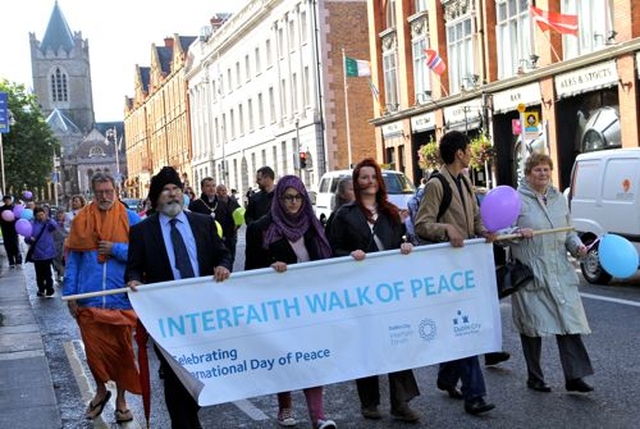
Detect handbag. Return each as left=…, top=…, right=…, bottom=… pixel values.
left=495, top=259, right=534, bottom=299
left=25, top=223, right=47, bottom=263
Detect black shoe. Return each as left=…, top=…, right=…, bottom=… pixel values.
left=437, top=381, right=463, bottom=400
left=485, top=351, right=511, bottom=366
left=464, top=397, right=495, bottom=415
left=527, top=379, right=552, bottom=392
left=45, top=289, right=55, bottom=299
left=36, top=291, right=45, bottom=297
left=566, top=378, right=593, bottom=392
left=360, top=406, right=382, bottom=420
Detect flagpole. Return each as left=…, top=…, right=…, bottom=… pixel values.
left=342, top=48, right=353, bottom=168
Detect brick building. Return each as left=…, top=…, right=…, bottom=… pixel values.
left=124, top=35, right=196, bottom=198
left=366, top=0, right=640, bottom=190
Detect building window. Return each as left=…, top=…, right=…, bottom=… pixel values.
left=496, top=0, right=531, bottom=78
left=227, top=69, right=232, bottom=93
left=303, top=66, right=310, bottom=107
left=230, top=109, right=235, bottom=139
left=266, top=39, right=273, bottom=67
left=411, top=16, right=430, bottom=104
left=269, top=86, right=276, bottom=122
left=288, top=19, right=296, bottom=51
left=385, top=0, right=396, bottom=29
left=235, top=62, right=241, bottom=88
left=278, top=27, right=285, bottom=58
left=214, top=117, right=220, bottom=146
left=292, top=73, right=298, bottom=113
left=447, top=16, right=475, bottom=94
left=300, top=11, right=308, bottom=44
left=239, top=103, right=244, bottom=136
left=222, top=113, right=227, bottom=142
left=563, top=0, right=614, bottom=58
left=245, top=55, right=251, bottom=81
left=281, top=141, right=288, bottom=171
left=414, top=0, right=427, bottom=13
left=255, top=47, right=261, bottom=75
left=258, top=93, right=265, bottom=126
left=211, top=80, right=218, bottom=102
left=50, top=67, right=68, bottom=102
left=248, top=98, right=254, bottom=131
left=261, top=149, right=267, bottom=167
left=382, top=49, right=399, bottom=108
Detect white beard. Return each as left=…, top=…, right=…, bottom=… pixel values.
left=159, top=200, right=183, bottom=218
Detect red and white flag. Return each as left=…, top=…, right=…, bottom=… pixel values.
left=424, top=49, right=446, bottom=76
left=530, top=6, right=578, bottom=36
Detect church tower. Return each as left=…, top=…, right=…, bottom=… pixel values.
left=29, top=1, right=95, bottom=133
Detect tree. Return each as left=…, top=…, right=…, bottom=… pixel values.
left=0, top=80, right=59, bottom=195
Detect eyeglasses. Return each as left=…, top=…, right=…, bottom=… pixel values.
left=281, top=195, right=303, bottom=203
left=94, top=189, right=115, bottom=197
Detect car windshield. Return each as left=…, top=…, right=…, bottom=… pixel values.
left=122, top=199, right=140, bottom=210
left=383, top=173, right=416, bottom=194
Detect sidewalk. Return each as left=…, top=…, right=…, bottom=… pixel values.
left=0, top=259, right=62, bottom=429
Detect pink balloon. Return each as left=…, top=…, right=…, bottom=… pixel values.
left=1, top=210, right=15, bottom=222
left=15, top=218, right=33, bottom=237
left=480, top=186, right=522, bottom=232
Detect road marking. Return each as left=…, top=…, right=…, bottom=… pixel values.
left=580, top=293, right=640, bottom=307
left=233, top=399, right=270, bottom=420
left=64, top=340, right=142, bottom=428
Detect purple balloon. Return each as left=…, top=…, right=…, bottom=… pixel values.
left=22, top=190, right=33, bottom=200
left=1, top=210, right=15, bottom=222
left=15, top=218, right=33, bottom=237
left=12, top=204, right=24, bottom=218
left=480, top=185, right=522, bottom=232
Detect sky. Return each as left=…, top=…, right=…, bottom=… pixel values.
left=0, top=0, right=245, bottom=122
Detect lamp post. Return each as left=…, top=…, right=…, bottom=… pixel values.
left=106, top=127, right=121, bottom=191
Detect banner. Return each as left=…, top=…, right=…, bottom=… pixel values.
left=129, top=239, right=502, bottom=406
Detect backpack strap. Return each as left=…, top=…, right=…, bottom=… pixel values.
left=431, top=173, right=451, bottom=222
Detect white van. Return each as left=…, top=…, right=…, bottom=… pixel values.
left=314, top=169, right=416, bottom=224
left=568, top=148, right=640, bottom=283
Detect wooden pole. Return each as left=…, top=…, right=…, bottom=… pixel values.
left=495, top=226, right=574, bottom=241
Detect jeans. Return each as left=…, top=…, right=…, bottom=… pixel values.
left=437, top=356, right=486, bottom=402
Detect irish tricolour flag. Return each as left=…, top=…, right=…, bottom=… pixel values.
left=345, top=57, right=371, bottom=77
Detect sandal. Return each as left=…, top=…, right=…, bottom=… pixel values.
left=115, top=408, right=134, bottom=423
left=86, top=390, right=112, bottom=419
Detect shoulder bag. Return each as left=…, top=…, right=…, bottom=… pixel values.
left=495, top=258, right=534, bottom=299
left=25, top=224, right=47, bottom=263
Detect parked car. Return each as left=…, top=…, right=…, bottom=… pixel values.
left=121, top=198, right=142, bottom=212
left=568, top=148, right=640, bottom=284
left=314, top=169, right=416, bottom=225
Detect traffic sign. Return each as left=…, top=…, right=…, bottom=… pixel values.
left=0, top=92, right=9, bottom=134
left=516, top=103, right=526, bottom=113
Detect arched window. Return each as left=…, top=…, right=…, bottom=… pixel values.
left=50, top=67, right=69, bottom=102
left=89, top=146, right=105, bottom=158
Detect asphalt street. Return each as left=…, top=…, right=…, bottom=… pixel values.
left=11, top=227, right=640, bottom=429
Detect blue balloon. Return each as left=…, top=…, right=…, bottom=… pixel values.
left=20, top=208, right=34, bottom=220
left=598, top=234, right=639, bottom=278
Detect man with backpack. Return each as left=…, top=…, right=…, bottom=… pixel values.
left=413, top=130, right=497, bottom=415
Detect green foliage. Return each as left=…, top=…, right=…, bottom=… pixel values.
left=418, top=138, right=441, bottom=171
left=469, top=135, right=495, bottom=170
left=0, top=80, right=59, bottom=195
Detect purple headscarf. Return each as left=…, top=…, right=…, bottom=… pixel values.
left=263, top=175, right=332, bottom=259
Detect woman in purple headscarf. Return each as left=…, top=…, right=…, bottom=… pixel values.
left=244, top=175, right=336, bottom=429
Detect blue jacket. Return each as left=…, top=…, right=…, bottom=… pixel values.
left=28, top=219, right=58, bottom=260
left=63, top=210, right=140, bottom=310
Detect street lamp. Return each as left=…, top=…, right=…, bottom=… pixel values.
left=106, top=127, right=121, bottom=191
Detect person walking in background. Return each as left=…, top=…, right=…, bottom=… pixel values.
left=326, top=159, right=420, bottom=423
left=64, top=194, right=86, bottom=234
left=126, top=166, right=232, bottom=429
left=245, top=175, right=337, bottom=429
left=27, top=206, right=58, bottom=298
left=63, top=172, right=142, bottom=423
left=413, top=130, right=496, bottom=415
left=244, top=166, right=276, bottom=225
left=52, top=207, right=67, bottom=283
left=0, top=195, right=23, bottom=268
left=323, top=177, right=353, bottom=231
left=509, top=153, right=594, bottom=394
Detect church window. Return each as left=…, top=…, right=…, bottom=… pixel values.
left=50, top=67, right=69, bottom=102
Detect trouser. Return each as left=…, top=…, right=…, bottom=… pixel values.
left=34, top=259, right=53, bottom=294
left=277, top=386, right=325, bottom=422
left=437, top=356, right=487, bottom=402
left=520, top=334, right=594, bottom=382
left=356, top=369, right=420, bottom=409
left=154, top=345, right=202, bottom=429
left=3, top=233, right=22, bottom=266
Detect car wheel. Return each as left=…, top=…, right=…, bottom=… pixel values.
left=580, top=243, right=612, bottom=284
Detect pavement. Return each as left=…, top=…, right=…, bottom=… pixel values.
left=0, top=250, right=62, bottom=429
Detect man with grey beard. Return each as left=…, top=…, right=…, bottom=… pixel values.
left=126, top=166, right=232, bottom=429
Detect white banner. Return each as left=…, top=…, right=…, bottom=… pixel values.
left=129, top=239, right=502, bottom=406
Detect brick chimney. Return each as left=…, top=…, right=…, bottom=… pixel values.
left=164, top=37, right=174, bottom=48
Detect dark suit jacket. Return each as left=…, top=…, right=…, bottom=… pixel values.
left=126, top=211, right=232, bottom=284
